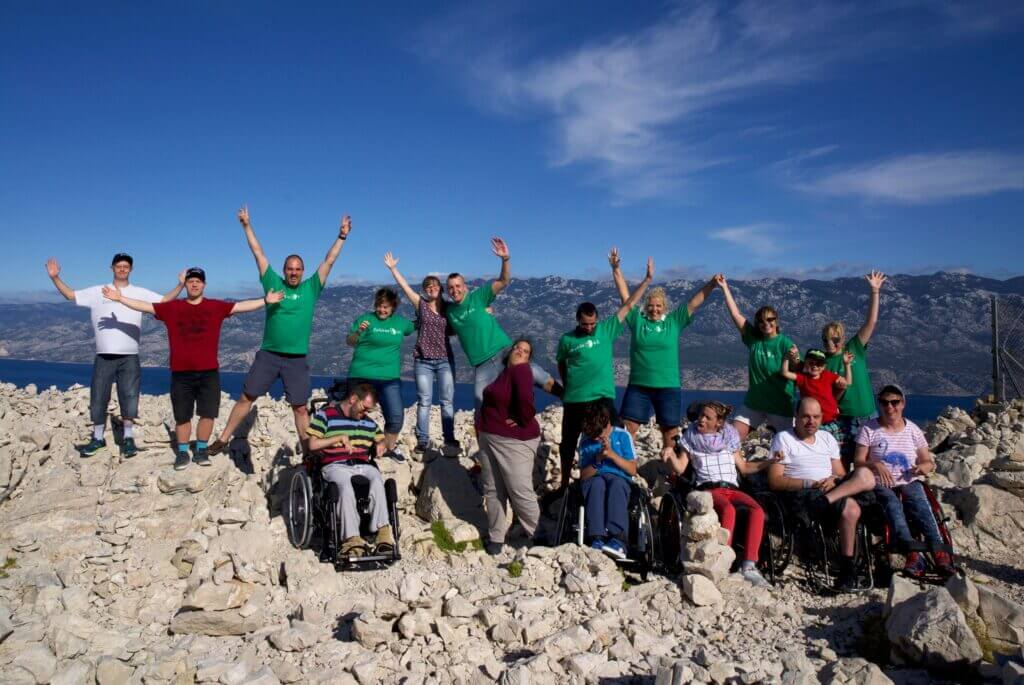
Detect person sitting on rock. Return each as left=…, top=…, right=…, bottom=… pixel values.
left=306, top=383, right=394, bottom=559
left=780, top=347, right=853, bottom=442
left=767, top=397, right=875, bottom=592
left=852, top=384, right=953, bottom=578
left=577, top=401, right=637, bottom=560
left=662, top=400, right=774, bottom=587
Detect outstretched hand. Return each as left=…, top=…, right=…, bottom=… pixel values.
left=339, top=215, right=352, bottom=239
left=866, top=270, right=887, bottom=291
left=101, top=285, right=122, bottom=302
left=237, top=205, right=250, bottom=228
left=713, top=273, right=728, bottom=289
left=788, top=344, right=800, bottom=360
left=843, top=351, right=854, bottom=364
left=383, top=251, right=398, bottom=270
left=265, top=289, right=284, bottom=305
left=45, top=258, right=60, bottom=278
left=491, top=237, right=509, bottom=260
left=645, top=257, right=655, bottom=280
left=608, top=247, right=621, bottom=269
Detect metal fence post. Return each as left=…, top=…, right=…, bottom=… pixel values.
left=992, top=295, right=1002, bottom=403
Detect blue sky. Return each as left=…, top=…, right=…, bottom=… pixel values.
left=2, top=1, right=1023, bottom=300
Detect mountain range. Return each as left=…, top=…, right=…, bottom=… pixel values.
left=2, top=271, right=1023, bottom=395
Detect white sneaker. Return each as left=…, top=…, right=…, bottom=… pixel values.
left=741, top=566, right=770, bottom=587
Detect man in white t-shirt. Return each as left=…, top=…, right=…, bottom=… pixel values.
left=767, top=397, right=874, bottom=592
left=46, top=253, right=183, bottom=458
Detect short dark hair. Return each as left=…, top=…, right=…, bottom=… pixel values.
left=283, top=254, right=305, bottom=269
left=446, top=272, right=464, bottom=283
left=111, top=253, right=133, bottom=267
left=348, top=382, right=377, bottom=404
left=576, top=302, right=598, bottom=320
left=581, top=401, right=612, bottom=439
left=374, top=287, right=399, bottom=310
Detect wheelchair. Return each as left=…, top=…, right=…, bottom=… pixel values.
left=285, top=396, right=401, bottom=569
left=859, top=480, right=959, bottom=585
left=554, top=478, right=656, bottom=581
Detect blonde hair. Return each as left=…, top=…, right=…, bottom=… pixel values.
left=822, top=321, right=845, bottom=341
left=645, top=287, right=668, bottom=309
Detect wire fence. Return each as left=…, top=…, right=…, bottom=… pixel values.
left=993, top=294, right=1024, bottom=402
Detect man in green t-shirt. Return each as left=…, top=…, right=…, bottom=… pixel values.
left=555, top=261, right=653, bottom=489
left=445, top=237, right=561, bottom=410
left=822, top=270, right=887, bottom=458
left=210, top=206, right=352, bottom=456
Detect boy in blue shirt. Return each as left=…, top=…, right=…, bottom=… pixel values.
left=577, top=401, right=638, bottom=559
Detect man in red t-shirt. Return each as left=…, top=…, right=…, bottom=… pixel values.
left=781, top=348, right=852, bottom=438
left=103, top=268, right=282, bottom=470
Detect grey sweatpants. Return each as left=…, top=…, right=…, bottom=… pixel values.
left=321, top=462, right=389, bottom=541
left=477, top=432, right=541, bottom=544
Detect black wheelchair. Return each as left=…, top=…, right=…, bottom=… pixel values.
left=554, top=478, right=656, bottom=581
left=285, top=396, right=401, bottom=569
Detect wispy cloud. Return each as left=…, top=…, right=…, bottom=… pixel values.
left=802, top=151, right=1024, bottom=203
left=710, top=223, right=782, bottom=254
left=415, top=1, right=1022, bottom=203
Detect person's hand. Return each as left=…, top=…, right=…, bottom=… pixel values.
left=873, top=462, right=895, bottom=487
left=843, top=351, right=854, bottom=365
left=645, top=257, right=655, bottom=280
left=815, top=476, right=837, bottom=492
left=45, top=258, right=60, bottom=278
left=339, top=215, right=352, bottom=239
left=358, top=320, right=370, bottom=332
left=660, top=445, right=676, bottom=463
left=265, top=289, right=284, bottom=305
left=769, top=452, right=784, bottom=463
left=608, top=248, right=621, bottom=269
left=788, top=344, right=800, bottom=361
left=101, top=285, right=122, bottom=302
left=866, top=270, right=887, bottom=292
left=505, top=418, right=518, bottom=428
left=491, top=237, right=509, bottom=260
left=237, top=205, right=250, bottom=228
left=384, top=251, right=398, bottom=270
left=336, top=434, right=351, bottom=452
left=714, top=273, right=728, bottom=289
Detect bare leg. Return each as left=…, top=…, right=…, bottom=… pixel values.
left=175, top=422, right=192, bottom=447
left=838, top=497, right=861, bottom=557
left=623, top=419, right=640, bottom=440
left=216, top=394, right=256, bottom=443
left=196, top=418, right=215, bottom=442
left=824, top=467, right=874, bottom=504
left=292, top=404, right=310, bottom=454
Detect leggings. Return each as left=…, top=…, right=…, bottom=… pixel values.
left=707, top=487, right=765, bottom=563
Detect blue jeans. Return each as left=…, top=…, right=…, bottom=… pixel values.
left=581, top=472, right=631, bottom=543
left=414, top=358, right=456, bottom=446
left=348, top=378, right=404, bottom=434
left=90, top=354, right=141, bottom=426
left=873, top=481, right=942, bottom=547
left=473, top=349, right=552, bottom=412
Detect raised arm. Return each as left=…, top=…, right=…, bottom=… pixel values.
left=615, top=257, right=654, bottom=322
left=856, top=270, right=886, bottom=346
left=687, top=274, right=719, bottom=315
left=347, top=319, right=369, bottom=347
left=608, top=248, right=630, bottom=304
left=101, top=285, right=155, bottom=314
left=238, top=205, right=270, bottom=276
left=160, top=270, right=186, bottom=303
left=45, top=258, right=75, bottom=301
left=317, top=215, right=352, bottom=286
left=714, top=274, right=747, bottom=332
left=834, top=351, right=854, bottom=390
left=230, top=289, right=284, bottom=315
left=383, top=252, right=421, bottom=308
left=490, top=237, right=511, bottom=296
left=780, top=351, right=799, bottom=381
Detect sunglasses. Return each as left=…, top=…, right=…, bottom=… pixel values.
left=823, top=336, right=842, bottom=344
left=878, top=398, right=903, bottom=407
left=758, top=317, right=777, bottom=324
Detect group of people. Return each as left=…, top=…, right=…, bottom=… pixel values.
left=47, top=208, right=949, bottom=582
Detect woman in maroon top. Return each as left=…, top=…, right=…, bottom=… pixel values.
left=477, top=338, right=541, bottom=555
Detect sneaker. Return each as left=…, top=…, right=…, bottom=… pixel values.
left=173, top=451, right=190, bottom=471
left=81, top=438, right=107, bottom=458
left=414, top=443, right=427, bottom=455
left=121, top=438, right=138, bottom=459
left=741, top=566, right=770, bottom=588
left=192, top=448, right=211, bottom=467
left=835, top=571, right=859, bottom=593
left=207, top=439, right=229, bottom=456
left=340, top=536, right=368, bottom=558
left=442, top=441, right=461, bottom=458
left=933, top=550, right=956, bottom=576
left=903, top=552, right=926, bottom=579
left=374, top=525, right=395, bottom=554
left=386, top=447, right=407, bottom=463
left=589, top=538, right=606, bottom=553
left=602, top=538, right=627, bottom=561
left=485, top=541, right=504, bottom=556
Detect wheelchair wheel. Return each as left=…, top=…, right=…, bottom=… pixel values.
left=385, top=478, right=401, bottom=560
left=555, top=485, right=583, bottom=546
left=287, top=469, right=314, bottom=549
left=636, top=501, right=656, bottom=582
left=657, top=493, right=685, bottom=575
left=754, top=492, right=792, bottom=582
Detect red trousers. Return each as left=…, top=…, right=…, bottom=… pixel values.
left=708, top=487, right=765, bottom=563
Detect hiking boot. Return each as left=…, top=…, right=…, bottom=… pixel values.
left=374, top=525, right=395, bottom=554
left=386, top=447, right=407, bottom=463
left=414, top=442, right=427, bottom=455
left=207, top=439, right=229, bottom=456
left=485, top=541, right=503, bottom=556
left=121, top=438, right=138, bottom=459
left=903, top=552, right=926, bottom=579
left=933, top=550, right=956, bottom=576
left=192, top=447, right=211, bottom=467
left=173, top=451, right=190, bottom=471
left=81, top=438, right=107, bottom=458
left=835, top=571, right=859, bottom=593
left=340, top=536, right=368, bottom=558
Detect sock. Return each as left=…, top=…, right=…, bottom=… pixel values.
left=178, top=443, right=189, bottom=455
left=93, top=425, right=104, bottom=441
left=122, top=421, right=134, bottom=439
left=196, top=440, right=208, bottom=450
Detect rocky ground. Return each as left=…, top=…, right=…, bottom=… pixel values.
left=1, top=384, right=1024, bottom=685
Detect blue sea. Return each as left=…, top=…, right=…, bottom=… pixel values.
left=0, top=358, right=974, bottom=425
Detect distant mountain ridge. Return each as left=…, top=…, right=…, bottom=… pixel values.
left=2, top=271, right=1021, bottom=395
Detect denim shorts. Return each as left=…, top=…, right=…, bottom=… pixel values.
left=619, top=385, right=681, bottom=428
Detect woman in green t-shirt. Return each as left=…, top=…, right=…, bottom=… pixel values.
left=822, top=270, right=887, bottom=458
left=716, top=275, right=798, bottom=441
left=346, top=287, right=415, bottom=461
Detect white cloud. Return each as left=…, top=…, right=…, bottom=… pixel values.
left=710, top=223, right=782, bottom=254
left=804, top=151, right=1024, bottom=203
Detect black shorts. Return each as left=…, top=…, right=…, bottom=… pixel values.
left=242, top=350, right=311, bottom=406
left=171, top=370, right=221, bottom=423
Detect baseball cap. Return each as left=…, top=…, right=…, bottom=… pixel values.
left=805, top=348, right=827, bottom=363
left=111, top=253, right=133, bottom=267
left=877, top=384, right=905, bottom=399
left=184, top=267, right=206, bottom=282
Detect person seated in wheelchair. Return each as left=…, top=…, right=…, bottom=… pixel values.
left=306, top=382, right=395, bottom=559
left=577, top=401, right=637, bottom=561
left=662, top=400, right=774, bottom=587
left=767, top=397, right=875, bottom=592
left=853, top=384, right=954, bottom=578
